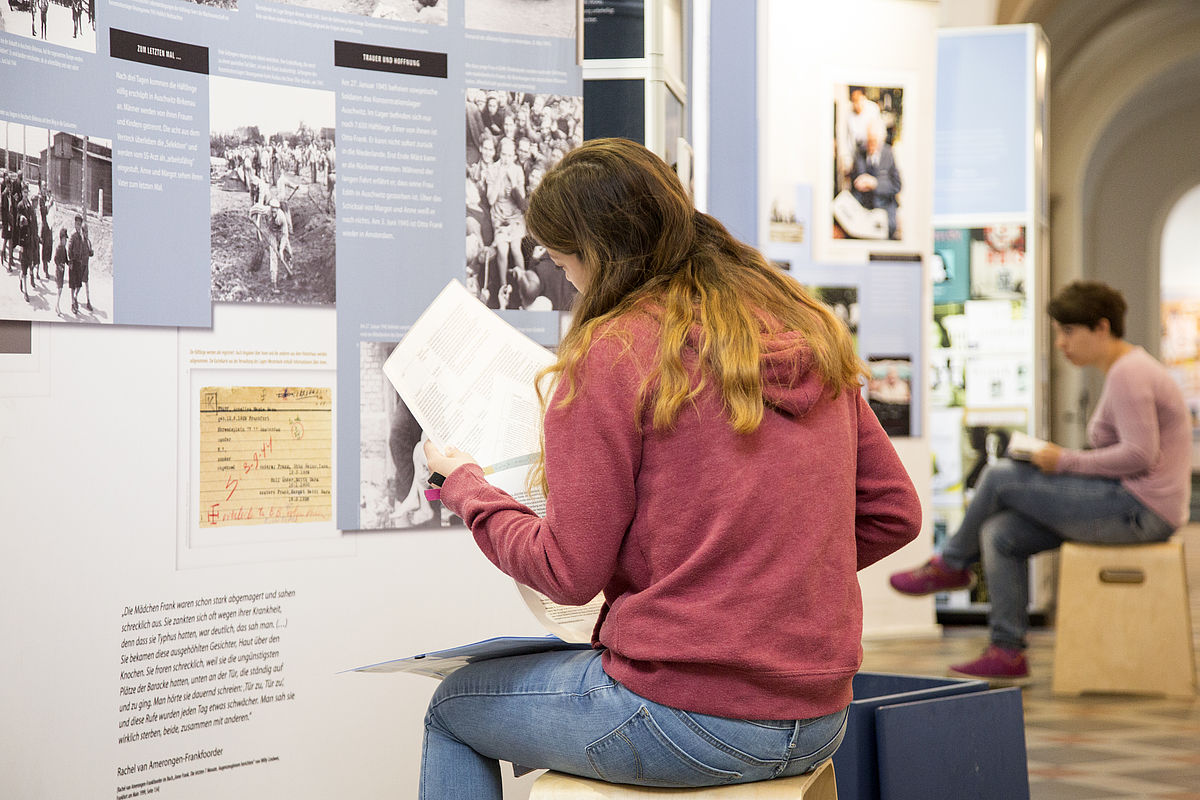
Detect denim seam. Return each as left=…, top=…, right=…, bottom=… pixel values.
left=614, top=727, right=642, bottom=779
left=586, top=706, right=742, bottom=784
left=668, top=707, right=774, bottom=767
left=419, top=723, right=432, bottom=800
left=787, top=710, right=854, bottom=767
left=770, top=720, right=801, bottom=778
left=788, top=710, right=847, bottom=763
left=427, top=681, right=615, bottom=713
left=739, top=720, right=796, bottom=730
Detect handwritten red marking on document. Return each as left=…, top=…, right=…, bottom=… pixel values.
left=198, top=386, right=332, bottom=528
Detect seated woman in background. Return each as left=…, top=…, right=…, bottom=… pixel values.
left=890, top=280, right=1192, bottom=683
left=419, top=138, right=922, bottom=799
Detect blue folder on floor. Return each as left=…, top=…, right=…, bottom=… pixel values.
left=876, top=687, right=1029, bottom=800
left=833, top=672, right=1029, bottom=800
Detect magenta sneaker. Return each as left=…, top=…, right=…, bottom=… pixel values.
left=889, top=555, right=974, bottom=595
left=948, top=645, right=1031, bottom=685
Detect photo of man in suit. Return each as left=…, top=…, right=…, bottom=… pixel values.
left=851, top=119, right=902, bottom=239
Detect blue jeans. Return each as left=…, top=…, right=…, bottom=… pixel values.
left=940, top=460, right=1175, bottom=650
left=420, top=648, right=848, bottom=799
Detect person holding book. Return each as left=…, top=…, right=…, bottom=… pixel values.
left=890, top=280, right=1191, bottom=683
left=419, top=137, right=921, bottom=799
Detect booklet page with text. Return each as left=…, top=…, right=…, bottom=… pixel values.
left=362, top=280, right=601, bottom=678
left=382, top=279, right=555, bottom=512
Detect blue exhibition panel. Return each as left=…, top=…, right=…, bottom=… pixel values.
left=934, top=28, right=1033, bottom=217
left=876, top=687, right=1030, bottom=800
left=832, top=672, right=990, bottom=800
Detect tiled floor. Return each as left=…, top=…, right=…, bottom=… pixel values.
left=860, top=524, right=1200, bottom=800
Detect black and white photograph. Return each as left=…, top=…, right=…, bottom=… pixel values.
left=831, top=82, right=906, bottom=242
left=359, top=341, right=457, bottom=531
left=465, top=0, right=575, bottom=38
left=466, top=88, right=582, bottom=312
left=867, top=354, right=913, bottom=437
left=271, top=0, right=445, bottom=23
left=0, top=0, right=97, bottom=54
left=0, top=122, right=113, bottom=323
left=209, top=76, right=336, bottom=305
left=805, top=284, right=859, bottom=339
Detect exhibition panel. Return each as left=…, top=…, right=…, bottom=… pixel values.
left=930, top=26, right=1054, bottom=622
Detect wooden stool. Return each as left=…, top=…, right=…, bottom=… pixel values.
left=528, top=759, right=837, bottom=799
left=1052, top=540, right=1196, bottom=697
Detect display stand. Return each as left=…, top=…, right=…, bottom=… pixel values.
left=930, top=25, right=1054, bottom=623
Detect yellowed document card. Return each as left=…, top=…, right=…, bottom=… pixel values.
left=199, top=386, right=333, bottom=527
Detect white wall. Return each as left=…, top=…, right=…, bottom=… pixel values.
left=0, top=310, right=551, bottom=798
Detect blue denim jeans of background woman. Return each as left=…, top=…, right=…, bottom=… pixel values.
left=420, top=647, right=848, bottom=800
left=940, top=459, right=1175, bottom=651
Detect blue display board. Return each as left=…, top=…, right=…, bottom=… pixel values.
left=1, top=0, right=582, bottom=513
left=934, top=29, right=1031, bottom=217
left=334, top=6, right=582, bottom=530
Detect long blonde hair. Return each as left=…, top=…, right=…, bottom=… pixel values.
left=525, top=138, right=865, bottom=494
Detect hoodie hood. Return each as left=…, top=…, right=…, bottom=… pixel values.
left=681, top=323, right=824, bottom=420
left=758, top=328, right=824, bottom=418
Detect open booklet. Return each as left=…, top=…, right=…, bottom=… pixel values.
left=350, top=634, right=594, bottom=680
left=352, top=279, right=602, bottom=679
left=382, top=278, right=556, bottom=512
left=1005, top=430, right=1049, bottom=461
left=347, top=586, right=603, bottom=679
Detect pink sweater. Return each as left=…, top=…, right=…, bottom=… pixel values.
left=440, top=313, right=921, bottom=719
left=1056, top=347, right=1192, bottom=529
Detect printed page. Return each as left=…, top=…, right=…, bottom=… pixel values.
left=382, top=279, right=603, bottom=640
left=515, top=584, right=603, bottom=644
left=382, top=278, right=554, bottom=487
left=1006, top=430, right=1048, bottom=461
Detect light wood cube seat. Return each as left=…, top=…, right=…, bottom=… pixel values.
left=1052, top=539, right=1196, bottom=698
left=528, top=758, right=836, bottom=799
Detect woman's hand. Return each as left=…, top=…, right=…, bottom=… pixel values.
left=423, top=441, right=479, bottom=482
left=1030, top=442, right=1062, bottom=473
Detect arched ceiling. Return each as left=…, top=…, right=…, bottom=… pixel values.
left=1047, top=1, right=1200, bottom=225
left=998, top=0, right=1160, bottom=79
left=992, top=0, right=1200, bottom=279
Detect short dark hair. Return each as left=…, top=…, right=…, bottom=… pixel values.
left=1047, top=280, right=1127, bottom=338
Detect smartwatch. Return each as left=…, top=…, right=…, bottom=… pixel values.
left=428, top=471, right=447, bottom=488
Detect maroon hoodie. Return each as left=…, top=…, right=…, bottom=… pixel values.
left=440, top=311, right=921, bottom=719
